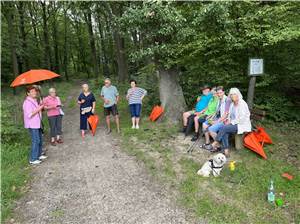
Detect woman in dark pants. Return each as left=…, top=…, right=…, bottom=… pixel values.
left=78, top=84, right=96, bottom=138
left=43, top=88, right=64, bottom=145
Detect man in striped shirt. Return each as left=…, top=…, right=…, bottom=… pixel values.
left=126, top=79, right=147, bottom=129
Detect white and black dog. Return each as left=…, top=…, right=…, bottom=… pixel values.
left=197, top=153, right=227, bottom=177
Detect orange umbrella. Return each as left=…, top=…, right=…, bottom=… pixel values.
left=244, top=132, right=267, bottom=159
left=87, top=115, right=99, bottom=136
left=253, top=126, right=273, bottom=144
left=10, top=69, right=60, bottom=87
left=149, top=105, right=164, bottom=121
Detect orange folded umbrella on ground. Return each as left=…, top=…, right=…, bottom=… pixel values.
left=149, top=106, right=164, bottom=121
left=244, top=132, right=267, bottom=159
left=10, top=69, right=60, bottom=87
left=253, top=126, right=273, bottom=144
left=88, top=115, right=99, bottom=136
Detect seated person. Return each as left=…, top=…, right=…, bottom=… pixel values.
left=201, top=86, right=231, bottom=148
left=191, top=88, right=218, bottom=141
left=182, top=85, right=212, bottom=133
left=210, top=88, right=251, bottom=157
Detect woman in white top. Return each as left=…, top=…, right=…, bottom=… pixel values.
left=211, top=88, right=251, bottom=156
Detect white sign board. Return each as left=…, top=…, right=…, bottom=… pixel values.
left=249, top=58, right=264, bottom=76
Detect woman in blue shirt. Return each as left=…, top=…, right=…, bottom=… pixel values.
left=78, top=84, right=96, bottom=138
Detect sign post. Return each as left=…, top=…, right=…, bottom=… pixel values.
left=247, top=58, right=264, bottom=109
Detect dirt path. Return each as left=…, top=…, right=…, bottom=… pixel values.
left=14, top=91, right=194, bottom=224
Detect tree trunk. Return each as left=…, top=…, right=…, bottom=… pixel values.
left=97, top=12, right=110, bottom=77
left=108, top=3, right=128, bottom=82
left=63, top=6, right=69, bottom=81
left=84, top=8, right=100, bottom=79
left=41, top=1, right=52, bottom=70
left=17, top=2, right=29, bottom=71
left=52, top=4, right=60, bottom=74
left=158, top=67, right=186, bottom=123
left=5, top=3, right=19, bottom=95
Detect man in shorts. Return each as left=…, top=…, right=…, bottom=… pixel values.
left=100, top=78, right=120, bottom=134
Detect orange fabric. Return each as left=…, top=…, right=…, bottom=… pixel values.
left=282, top=173, right=294, bottom=180
left=10, top=69, right=60, bottom=87
left=149, top=106, right=164, bottom=121
left=87, top=115, right=99, bottom=136
left=243, top=132, right=267, bottom=159
left=253, top=126, right=273, bottom=144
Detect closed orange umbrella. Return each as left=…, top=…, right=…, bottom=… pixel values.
left=87, top=115, right=99, bottom=136
left=10, top=69, right=60, bottom=87
left=243, top=132, right=267, bottom=159
left=149, top=105, right=164, bottom=121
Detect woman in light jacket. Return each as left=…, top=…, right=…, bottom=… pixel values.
left=210, top=88, right=251, bottom=156
left=23, top=86, right=47, bottom=165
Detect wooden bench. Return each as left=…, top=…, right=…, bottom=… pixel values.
left=234, top=108, right=266, bottom=150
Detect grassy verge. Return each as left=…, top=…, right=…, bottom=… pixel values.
left=1, top=81, right=73, bottom=223
left=113, top=82, right=300, bottom=224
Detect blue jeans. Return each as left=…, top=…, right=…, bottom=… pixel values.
left=29, top=128, right=43, bottom=161
left=215, top=124, right=237, bottom=149
left=129, top=104, right=142, bottom=118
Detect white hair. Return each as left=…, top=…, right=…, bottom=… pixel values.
left=229, top=87, right=243, bottom=100
left=49, top=87, right=56, bottom=93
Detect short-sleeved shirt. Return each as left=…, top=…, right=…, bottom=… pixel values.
left=204, top=96, right=218, bottom=116
left=195, top=93, right=212, bottom=112
left=127, top=87, right=147, bottom=105
left=78, top=92, right=96, bottom=109
left=100, top=85, right=119, bottom=108
left=43, top=96, right=61, bottom=117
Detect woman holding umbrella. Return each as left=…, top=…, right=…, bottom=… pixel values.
left=78, top=83, right=96, bottom=138
left=23, top=86, right=47, bottom=165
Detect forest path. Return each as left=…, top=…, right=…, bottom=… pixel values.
left=14, top=88, right=193, bottom=224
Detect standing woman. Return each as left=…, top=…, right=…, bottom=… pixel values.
left=126, top=80, right=147, bottom=129
left=43, top=88, right=64, bottom=146
left=23, top=86, right=47, bottom=165
left=211, top=88, right=251, bottom=156
left=78, top=84, right=96, bottom=138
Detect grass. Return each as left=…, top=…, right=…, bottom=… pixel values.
left=1, top=81, right=73, bottom=223
left=113, top=81, right=300, bottom=224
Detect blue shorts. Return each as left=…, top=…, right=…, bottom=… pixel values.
left=129, top=104, right=142, bottom=118
left=208, top=122, right=225, bottom=133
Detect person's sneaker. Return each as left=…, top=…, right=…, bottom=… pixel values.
left=39, top=155, right=47, bottom=160
left=135, top=125, right=139, bottom=129
left=56, top=139, right=63, bottom=144
left=131, top=125, right=135, bottom=129
left=106, top=129, right=112, bottom=135
left=191, top=133, right=199, bottom=142
left=29, top=160, right=42, bottom=165
left=204, top=144, right=213, bottom=151
left=50, top=141, right=56, bottom=146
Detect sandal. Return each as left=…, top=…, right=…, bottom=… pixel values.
left=56, top=139, right=63, bottom=144
left=50, top=141, right=56, bottom=146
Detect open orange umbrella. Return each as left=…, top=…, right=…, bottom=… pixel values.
left=87, top=115, right=99, bottom=136
left=10, top=69, right=60, bottom=87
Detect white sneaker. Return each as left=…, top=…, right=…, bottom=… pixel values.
left=39, top=155, right=48, bottom=160
left=135, top=125, right=139, bottom=129
left=29, top=160, right=42, bottom=165
left=132, top=125, right=136, bottom=129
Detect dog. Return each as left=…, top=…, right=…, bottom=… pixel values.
left=197, top=153, right=227, bottom=177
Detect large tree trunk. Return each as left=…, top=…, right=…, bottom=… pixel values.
left=51, top=2, right=60, bottom=74
left=41, top=1, right=52, bottom=70
left=17, top=2, right=29, bottom=71
left=63, top=6, right=69, bottom=81
left=5, top=3, right=19, bottom=95
left=108, top=3, right=128, bottom=82
left=158, top=68, right=186, bottom=123
left=96, top=11, right=110, bottom=77
left=84, top=8, right=100, bottom=79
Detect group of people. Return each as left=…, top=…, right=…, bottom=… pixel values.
left=22, top=78, right=147, bottom=165
left=182, top=85, right=251, bottom=156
